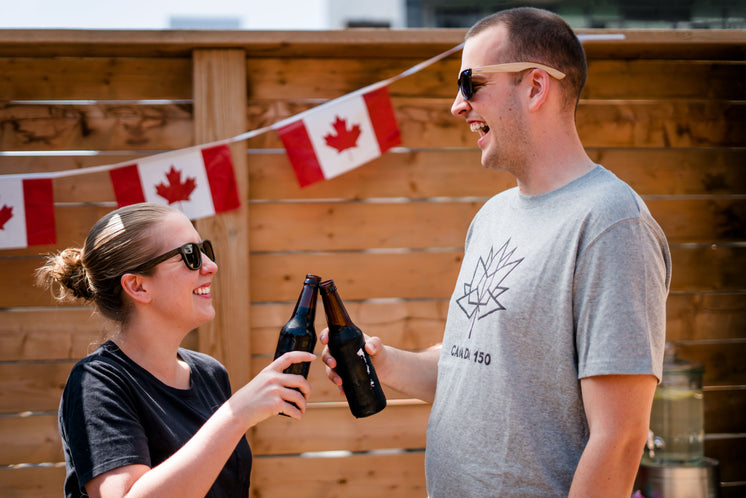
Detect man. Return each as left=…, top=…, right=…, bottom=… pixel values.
left=322, top=7, right=671, bottom=497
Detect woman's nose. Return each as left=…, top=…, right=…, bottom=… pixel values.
left=200, top=253, right=218, bottom=274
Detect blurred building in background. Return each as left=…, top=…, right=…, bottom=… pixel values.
left=2, top=0, right=744, bottom=30
left=404, top=0, right=745, bottom=29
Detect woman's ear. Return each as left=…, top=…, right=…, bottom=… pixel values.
left=120, top=273, right=152, bottom=304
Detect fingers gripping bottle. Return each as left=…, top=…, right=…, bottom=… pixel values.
left=273, top=274, right=321, bottom=378
left=320, top=279, right=386, bottom=418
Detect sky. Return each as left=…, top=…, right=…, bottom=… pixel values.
left=0, top=0, right=331, bottom=30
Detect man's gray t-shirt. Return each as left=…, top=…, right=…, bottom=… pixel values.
left=425, top=165, right=671, bottom=497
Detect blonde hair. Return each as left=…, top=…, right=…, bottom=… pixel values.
left=36, top=203, right=178, bottom=323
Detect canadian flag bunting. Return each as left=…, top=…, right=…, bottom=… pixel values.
left=109, top=144, right=241, bottom=220
left=0, top=178, right=56, bottom=249
left=277, top=86, right=401, bottom=187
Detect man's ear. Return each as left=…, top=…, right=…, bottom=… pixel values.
left=527, top=69, right=551, bottom=112
left=120, top=273, right=152, bottom=304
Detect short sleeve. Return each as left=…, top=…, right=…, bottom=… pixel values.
left=60, top=359, right=151, bottom=489
left=574, top=217, right=670, bottom=381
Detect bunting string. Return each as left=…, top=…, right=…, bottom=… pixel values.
left=1, top=42, right=466, bottom=182
left=0, top=33, right=622, bottom=183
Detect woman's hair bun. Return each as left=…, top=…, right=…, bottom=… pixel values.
left=36, top=247, right=94, bottom=301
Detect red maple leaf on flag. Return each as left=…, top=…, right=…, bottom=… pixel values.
left=324, top=115, right=361, bottom=153
left=155, top=166, right=197, bottom=204
left=0, top=204, right=12, bottom=230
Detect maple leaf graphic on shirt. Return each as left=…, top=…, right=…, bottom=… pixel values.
left=155, top=166, right=197, bottom=204
left=0, top=204, right=12, bottom=230
left=456, top=239, right=523, bottom=338
left=324, top=115, right=361, bottom=153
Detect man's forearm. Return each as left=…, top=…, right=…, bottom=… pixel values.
left=569, top=430, right=646, bottom=497
left=378, top=344, right=441, bottom=403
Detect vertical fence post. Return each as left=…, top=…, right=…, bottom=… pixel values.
left=192, top=49, right=251, bottom=390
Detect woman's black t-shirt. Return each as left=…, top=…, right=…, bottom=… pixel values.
left=59, top=341, right=252, bottom=497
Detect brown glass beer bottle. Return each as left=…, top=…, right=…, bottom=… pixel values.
left=320, top=279, right=386, bottom=418
left=273, top=273, right=321, bottom=378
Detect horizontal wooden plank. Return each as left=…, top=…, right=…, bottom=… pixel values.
left=245, top=99, right=746, bottom=150
left=575, top=101, right=746, bottom=149
left=250, top=299, right=448, bottom=356
left=0, top=102, right=194, bottom=151
left=646, top=198, right=746, bottom=244
left=251, top=450, right=426, bottom=498
left=1, top=194, right=743, bottom=259
left=247, top=57, right=746, bottom=100
left=583, top=60, right=745, bottom=100
left=252, top=401, right=428, bottom=455
left=666, top=293, right=746, bottom=343
left=1, top=148, right=743, bottom=206
left=0, top=154, right=143, bottom=175
left=253, top=246, right=746, bottom=300
left=705, top=435, right=746, bottom=483
left=3, top=389, right=742, bottom=465
left=704, top=389, right=746, bottom=434
left=0, top=403, right=428, bottom=465
left=6, top=292, right=732, bottom=379
left=0, top=362, right=73, bottom=413
left=676, top=340, right=746, bottom=387
left=0, top=414, right=61, bottom=465
left=0, top=465, right=65, bottom=498
left=0, top=308, right=109, bottom=361
left=0, top=452, right=423, bottom=498
left=249, top=201, right=477, bottom=251
left=2, top=295, right=742, bottom=408
left=4, top=99, right=741, bottom=152
left=249, top=352, right=413, bottom=403
left=0, top=28, right=469, bottom=59
left=0, top=28, right=743, bottom=60
left=0, top=299, right=443, bottom=361
left=2, top=251, right=463, bottom=306
left=0, top=310, right=197, bottom=361
left=722, top=484, right=746, bottom=498
left=248, top=251, right=459, bottom=302
left=244, top=148, right=746, bottom=200
left=0, top=57, right=192, bottom=101
left=250, top=198, right=743, bottom=250
left=591, top=148, right=746, bottom=197
left=3, top=245, right=745, bottom=307
left=668, top=245, right=746, bottom=293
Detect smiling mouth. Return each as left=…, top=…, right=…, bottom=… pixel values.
left=470, top=122, right=489, bottom=137
left=194, top=285, right=211, bottom=296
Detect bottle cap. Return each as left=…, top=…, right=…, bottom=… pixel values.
left=320, top=279, right=336, bottom=293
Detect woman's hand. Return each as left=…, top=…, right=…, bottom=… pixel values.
left=230, top=351, right=316, bottom=426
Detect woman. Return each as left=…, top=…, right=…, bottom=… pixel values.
left=37, top=202, right=314, bottom=498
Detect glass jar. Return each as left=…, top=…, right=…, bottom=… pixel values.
left=643, top=343, right=705, bottom=465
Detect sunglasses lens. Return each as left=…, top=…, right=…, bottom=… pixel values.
left=182, top=243, right=202, bottom=270
left=459, top=69, right=472, bottom=100
left=201, top=240, right=215, bottom=263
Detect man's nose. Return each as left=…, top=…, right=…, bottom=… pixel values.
left=451, top=90, right=470, bottom=117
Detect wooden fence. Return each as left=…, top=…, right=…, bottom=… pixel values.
left=0, top=28, right=744, bottom=497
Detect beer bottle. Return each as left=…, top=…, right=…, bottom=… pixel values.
left=274, top=273, right=321, bottom=379
left=320, top=279, right=386, bottom=418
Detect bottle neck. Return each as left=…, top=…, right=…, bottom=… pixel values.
left=320, top=282, right=351, bottom=326
left=293, top=278, right=320, bottom=314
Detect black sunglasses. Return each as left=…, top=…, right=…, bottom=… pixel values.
left=130, top=240, right=215, bottom=274
left=458, top=62, right=566, bottom=101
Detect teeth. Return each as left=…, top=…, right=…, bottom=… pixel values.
left=194, top=286, right=210, bottom=295
left=470, top=122, right=488, bottom=135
